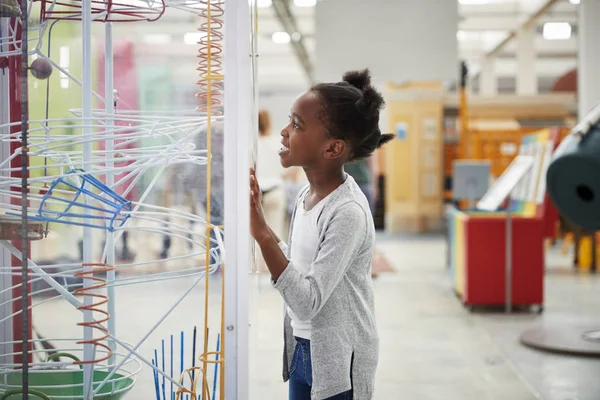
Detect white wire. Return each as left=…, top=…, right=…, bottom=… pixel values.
left=92, top=273, right=205, bottom=395
left=0, top=106, right=225, bottom=380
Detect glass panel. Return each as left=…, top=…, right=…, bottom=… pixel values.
left=0, top=0, right=253, bottom=398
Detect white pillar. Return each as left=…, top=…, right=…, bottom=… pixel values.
left=224, top=0, right=252, bottom=398
left=479, top=58, right=498, bottom=95
left=515, top=27, right=537, bottom=95
left=578, top=0, right=600, bottom=119
left=315, top=1, right=458, bottom=84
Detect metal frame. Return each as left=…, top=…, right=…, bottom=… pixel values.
left=0, top=19, right=14, bottom=367
left=223, top=0, right=252, bottom=398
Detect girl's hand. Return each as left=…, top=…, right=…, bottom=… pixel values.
left=250, top=168, right=270, bottom=243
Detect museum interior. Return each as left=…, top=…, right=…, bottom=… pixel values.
left=0, top=0, right=599, bottom=399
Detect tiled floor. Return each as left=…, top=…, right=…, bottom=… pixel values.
left=28, top=234, right=600, bottom=399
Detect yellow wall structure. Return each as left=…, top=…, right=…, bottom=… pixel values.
left=384, top=81, right=445, bottom=232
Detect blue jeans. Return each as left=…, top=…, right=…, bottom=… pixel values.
left=289, top=337, right=353, bottom=400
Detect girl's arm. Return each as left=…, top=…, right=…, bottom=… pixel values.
left=273, top=202, right=367, bottom=322
left=268, top=225, right=282, bottom=245
left=250, top=169, right=289, bottom=281
left=256, top=233, right=289, bottom=282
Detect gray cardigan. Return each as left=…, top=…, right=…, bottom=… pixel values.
left=273, top=175, right=379, bottom=399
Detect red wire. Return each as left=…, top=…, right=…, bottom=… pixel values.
left=73, top=263, right=115, bottom=365
left=37, top=0, right=166, bottom=23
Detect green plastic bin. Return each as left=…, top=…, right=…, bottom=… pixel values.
left=0, top=369, right=134, bottom=399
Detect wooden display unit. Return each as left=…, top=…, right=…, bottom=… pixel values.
left=384, top=81, right=445, bottom=233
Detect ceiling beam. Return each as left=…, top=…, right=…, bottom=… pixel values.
left=271, top=0, right=315, bottom=83
left=485, top=0, right=561, bottom=59
left=494, top=51, right=576, bottom=60
left=460, top=15, right=577, bottom=31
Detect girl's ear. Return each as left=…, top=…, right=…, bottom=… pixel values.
left=323, top=139, right=347, bottom=160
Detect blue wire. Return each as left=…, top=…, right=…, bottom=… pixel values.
left=212, top=333, right=220, bottom=400
left=153, top=353, right=160, bottom=400
left=180, top=331, right=184, bottom=376
left=162, top=339, right=166, bottom=400
left=12, top=169, right=132, bottom=231
left=171, top=334, right=174, bottom=400
left=192, top=326, right=197, bottom=383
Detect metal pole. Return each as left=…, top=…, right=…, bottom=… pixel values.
left=7, top=18, right=31, bottom=371
left=19, top=0, right=31, bottom=393
left=0, top=19, right=15, bottom=367
left=81, top=0, right=94, bottom=395
left=505, top=207, right=512, bottom=313
left=459, top=61, right=469, bottom=159
left=104, top=19, right=117, bottom=371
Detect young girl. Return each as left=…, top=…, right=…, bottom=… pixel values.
left=250, top=69, right=393, bottom=400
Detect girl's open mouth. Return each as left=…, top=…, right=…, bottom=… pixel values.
left=279, top=145, right=290, bottom=155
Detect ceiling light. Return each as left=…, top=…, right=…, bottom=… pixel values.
left=294, top=0, right=317, bottom=7
left=272, top=31, right=291, bottom=44
left=569, top=0, right=580, bottom=4
left=456, top=30, right=481, bottom=41
left=543, top=22, right=571, bottom=40
left=458, top=0, right=490, bottom=4
left=184, top=32, right=206, bottom=45
left=291, top=32, right=302, bottom=42
left=257, top=0, right=272, bottom=7
left=143, top=33, right=172, bottom=45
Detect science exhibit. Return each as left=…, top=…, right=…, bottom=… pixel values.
left=0, top=0, right=256, bottom=398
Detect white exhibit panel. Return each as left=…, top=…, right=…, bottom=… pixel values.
left=477, top=155, right=534, bottom=212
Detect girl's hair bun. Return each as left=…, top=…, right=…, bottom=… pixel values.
left=356, top=86, right=384, bottom=117
left=377, top=133, right=395, bottom=148
left=344, top=69, right=384, bottom=118
left=342, top=69, right=372, bottom=91
left=310, top=67, right=394, bottom=161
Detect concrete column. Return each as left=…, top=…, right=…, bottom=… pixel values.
left=516, top=27, right=537, bottom=95
left=578, top=0, right=600, bottom=119
left=315, top=0, right=458, bottom=85
left=479, top=58, right=498, bottom=95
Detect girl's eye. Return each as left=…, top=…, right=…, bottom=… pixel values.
left=288, top=115, right=300, bottom=129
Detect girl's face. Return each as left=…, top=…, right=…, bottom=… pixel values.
left=279, top=91, right=345, bottom=169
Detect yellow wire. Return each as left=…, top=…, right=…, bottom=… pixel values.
left=202, top=0, right=213, bottom=396
left=175, top=367, right=210, bottom=400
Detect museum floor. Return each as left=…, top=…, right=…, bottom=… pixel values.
left=31, top=233, right=600, bottom=400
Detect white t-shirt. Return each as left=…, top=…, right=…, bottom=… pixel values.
left=287, top=190, right=330, bottom=340
left=256, top=135, right=284, bottom=192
